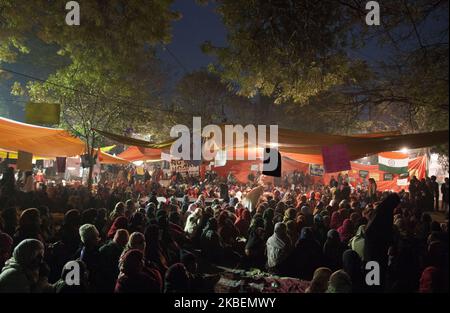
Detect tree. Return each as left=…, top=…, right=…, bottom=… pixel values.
left=0, top=0, right=179, bottom=187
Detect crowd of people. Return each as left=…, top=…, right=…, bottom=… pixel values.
left=0, top=164, right=448, bottom=293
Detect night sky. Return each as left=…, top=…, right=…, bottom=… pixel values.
left=158, top=0, right=227, bottom=76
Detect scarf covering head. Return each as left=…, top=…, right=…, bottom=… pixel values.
left=419, top=266, right=444, bottom=293
left=337, top=219, right=354, bottom=243
left=107, top=216, right=128, bottom=239
left=120, top=249, right=144, bottom=276
left=11, top=238, right=44, bottom=269
left=164, top=263, right=189, bottom=293
left=330, top=211, right=343, bottom=229
left=306, top=267, right=332, bottom=293
left=327, top=270, right=352, bottom=293
left=283, top=208, right=297, bottom=223
left=79, top=224, right=99, bottom=244
left=266, top=222, right=290, bottom=268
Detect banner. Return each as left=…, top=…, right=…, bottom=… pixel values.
left=322, top=144, right=351, bottom=173
left=359, top=170, right=369, bottom=178
left=25, top=102, right=60, bottom=125
left=17, top=151, right=33, bottom=171
left=170, top=160, right=199, bottom=176
left=309, top=164, right=324, bottom=176
left=383, top=173, right=394, bottom=181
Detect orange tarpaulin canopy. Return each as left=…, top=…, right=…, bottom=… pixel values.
left=0, top=116, right=85, bottom=157
left=97, top=149, right=130, bottom=165
left=118, top=146, right=162, bottom=161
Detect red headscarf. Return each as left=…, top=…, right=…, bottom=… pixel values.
left=330, top=211, right=344, bottom=229
left=337, top=219, right=354, bottom=243
left=419, top=266, right=442, bottom=293
left=107, top=216, right=128, bottom=239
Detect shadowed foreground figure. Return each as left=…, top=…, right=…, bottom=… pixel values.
left=364, top=193, right=400, bottom=291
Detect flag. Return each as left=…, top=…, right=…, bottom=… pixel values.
left=378, top=152, right=409, bottom=174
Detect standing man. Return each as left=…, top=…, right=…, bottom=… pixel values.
left=441, top=177, right=449, bottom=213
left=430, top=176, right=440, bottom=211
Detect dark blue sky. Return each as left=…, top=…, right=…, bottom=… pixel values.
left=158, top=0, right=227, bottom=75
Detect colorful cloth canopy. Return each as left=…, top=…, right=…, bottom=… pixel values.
left=0, top=116, right=85, bottom=157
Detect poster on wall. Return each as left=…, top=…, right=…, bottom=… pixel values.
left=384, top=173, right=394, bottom=181
left=309, top=164, right=324, bottom=176
left=170, top=160, right=200, bottom=176
left=359, top=170, right=369, bottom=178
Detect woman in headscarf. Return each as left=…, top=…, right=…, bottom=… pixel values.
left=326, top=270, right=352, bottom=293
left=115, top=249, right=161, bottom=293
left=286, top=220, right=298, bottom=245
left=266, top=222, right=292, bottom=275
left=109, top=201, right=125, bottom=221
left=337, top=219, right=355, bottom=244
left=330, top=210, right=344, bottom=230
left=234, top=209, right=251, bottom=237
left=342, top=249, right=365, bottom=293
left=164, top=263, right=190, bottom=293
left=305, top=267, right=332, bottom=293
left=263, top=208, right=275, bottom=239
left=419, top=266, right=447, bottom=293
left=107, top=216, right=128, bottom=240
left=217, top=211, right=238, bottom=248
left=348, top=224, right=366, bottom=261
left=144, top=224, right=169, bottom=274
left=128, top=212, right=146, bottom=234
left=200, top=217, right=223, bottom=263
left=184, top=207, right=203, bottom=238
left=291, top=227, right=324, bottom=280
left=0, top=239, right=46, bottom=292
left=245, top=217, right=266, bottom=269
left=323, top=229, right=345, bottom=271
left=0, top=231, right=13, bottom=270
left=13, top=208, right=43, bottom=247
left=283, top=208, right=297, bottom=224
left=312, top=214, right=328, bottom=246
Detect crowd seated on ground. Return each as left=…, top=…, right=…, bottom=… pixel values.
left=0, top=166, right=448, bottom=293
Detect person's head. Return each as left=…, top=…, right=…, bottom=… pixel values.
left=64, top=209, right=81, bottom=229
left=180, top=250, right=197, bottom=273
left=79, top=224, right=100, bottom=247
left=114, top=202, right=125, bottom=214
left=327, top=229, right=340, bottom=242
left=12, top=239, right=45, bottom=271
left=327, top=270, right=352, bottom=293
left=19, top=208, right=41, bottom=232
left=113, top=229, right=130, bottom=248
left=96, top=208, right=107, bottom=220
left=120, top=249, right=144, bottom=276
left=419, top=266, right=445, bottom=293
left=164, top=263, right=190, bottom=293
left=274, top=222, right=287, bottom=237
left=430, top=175, right=436, bottom=182
left=307, top=267, right=332, bottom=293
left=127, top=232, right=146, bottom=253
left=169, top=211, right=181, bottom=226
left=81, top=208, right=97, bottom=225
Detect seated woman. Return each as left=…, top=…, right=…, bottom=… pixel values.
left=115, top=249, right=161, bottom=293
left=305, top=267, right=332, bottom=293
left=200, top=218, right=223, bottom=264
left=164, top=263, right=190, bottom=293
left=266, top=222, right=292, bottom=275
left=244, top=217, right=266, bottom=269
left=0, top=239, right=49, bottom=293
